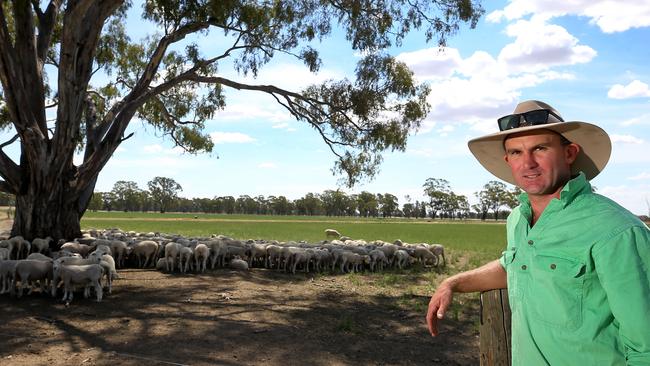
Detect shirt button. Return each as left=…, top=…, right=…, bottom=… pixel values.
left=550, top=264, right=557, bottom=270
left=528, top=240, right=534, bottom=245
left=521, top=265, right=527, bottom=270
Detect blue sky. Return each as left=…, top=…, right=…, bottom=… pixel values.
left=4, top=1, right=650, bottom=215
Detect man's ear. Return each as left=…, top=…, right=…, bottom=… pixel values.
left=565, top=143, right=580, bottom=164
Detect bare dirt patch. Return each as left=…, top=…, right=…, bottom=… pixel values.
left=0, top=266, right=480, bottom=366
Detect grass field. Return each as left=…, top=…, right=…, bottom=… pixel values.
left=81, top=211, right=506, bottom=258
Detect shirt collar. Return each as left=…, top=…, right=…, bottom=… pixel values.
left=518, top=172, right=592, bottom=209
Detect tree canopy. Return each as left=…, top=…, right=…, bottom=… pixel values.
left=0, top=0, right=483, bottom=239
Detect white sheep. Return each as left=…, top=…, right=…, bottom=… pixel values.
left=8, top=236, right=31, bottom=259
left=59, top=241, right=93, bottom=257
left=413, top=246, right=437, bottom=266
left=429, top=244, right=446, bottom=266
left=88, top=252, right=118, bottom=294
left=109, top=240, right=128, bottom=268
left=369, top=249, right=388, bottom=272
left=229, top=257, right=249, bottom=271
left=265, top=245, right=282, bottom=269
left=291, top=249, right=312, bottom=274
left=14, top=259, right=53, bottom=297
left=31, top=236, right=53, bottom=255
left=207, top=240, right=227, bottom=269
left=131, top=240, right=159, bottom=268
left=164, top=242, right=182, bottom=272
left=179, top=246, right=193, bottom=273
left=324, top=229, right=341, bottom=238
left=394, top=249, right=413, bottom=269
left=0, top=259, right=19, bottom=294
left=193, top=243, right=210, bottom=273
left=26, top=253, right=53, bottom=262
left=52, top=262, right=104, bottom=304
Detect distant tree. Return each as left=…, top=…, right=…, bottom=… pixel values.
left=0, top=1, right=483, bottom=239
left=357, top=191, right=378, bottom=217
left=423, top=178, right=452, bottom=219
left=87, top=192, right=105, bottom=211
left=402, top=202, right=415, bottom=218
left=295, top=193, right=322, bottom=216
left=379, top=193, right=399, bottom=217
left=110, top=181, right=142, bottom=212
left=147, top=177, right=182, bottom=213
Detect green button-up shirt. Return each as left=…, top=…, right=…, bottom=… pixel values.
left=500, top=173, right=650, bottom=365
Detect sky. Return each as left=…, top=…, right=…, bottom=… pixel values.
left=3, top=0, right=650, bottom=215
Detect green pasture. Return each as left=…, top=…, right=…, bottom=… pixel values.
left=81, top=211, right=506, bottom=258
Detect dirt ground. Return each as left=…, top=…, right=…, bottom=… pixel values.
left=0, top=220, right=481, bottom=366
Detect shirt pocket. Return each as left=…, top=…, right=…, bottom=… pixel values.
left=528, top=254, right=585, bottom=331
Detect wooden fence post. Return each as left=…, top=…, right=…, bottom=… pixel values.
left=479, top=289, right=511, bottom=366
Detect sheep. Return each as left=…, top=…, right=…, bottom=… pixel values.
left=369, top=249, right=388, bottom=272
left=229, top=257, right=249, bottom=271
left=413, top=246, right=437, bottom=266
left=131, top=240, right=159, bottom=268
left=291, top=249, right=312, bottom=274
left=179, top=246, right=193, bottom=273
left=13, top=259, right=54, bottom=297
left=193, top=243, right=210, bottom=273
left=338, top=252, right=369, bottom=273
left=164, top=242, right=183, bottom=272
left=0, top=260, right=19, bottom=294
left=207, top=240, right=227, bottom=269
left=246, top=243, right=267, bottom=268
left=394, top=249, right=413, bottom=269
left=88, top=252, right=118, bottom=294
left=59, top=241, right=93, bottom=257
left=429, top=244, right=446, bottom=266
left=0, top=247, right=9, bottom=261
left=265, top=245, right=282, bottom=269
left=26, top=253, right=53, bottom=262
left=156, top=257, right=168, bottom=271
left=31, top=236, right=53, bottom=255
left=52, top=262, right=104, bottom=304
left=109, top=240, right=128, bottom=268
left=8, top=236, right=31, bottom=259
left=324, top=229, right=341, bottom=238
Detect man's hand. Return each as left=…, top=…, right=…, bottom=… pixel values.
left=426, top=280, right=454, bottom=336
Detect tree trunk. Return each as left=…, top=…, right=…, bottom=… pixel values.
left=11, top=177, right=93, bottom=242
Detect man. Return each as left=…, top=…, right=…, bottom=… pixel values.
left=426, top=100, right=650, bottom=365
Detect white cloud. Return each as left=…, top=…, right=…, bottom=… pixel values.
left=396, top=47, right=462, bottom=80
left=210, top=132, right=256, bottom=144
left=272, top=123, right=290, bottom=129
left=607, top=80, right=650, bottom=99
left=212, top=103, right=289, bottom=123
left=611, top=134, right=645, bottom=144
left=621, top=113, right=650, bottom=126
left=628, top=172, right=650, bottom=181
left=487, top=0, right=650, bottom=33
left=258, top=162, right=277, bottom=169
left=498, top=19, right=596, bottom=73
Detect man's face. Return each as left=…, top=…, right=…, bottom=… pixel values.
left=503, top=129, right=579, bottom=198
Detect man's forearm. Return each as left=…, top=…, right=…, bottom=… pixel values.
left=444, top=259, right=507, bottom=293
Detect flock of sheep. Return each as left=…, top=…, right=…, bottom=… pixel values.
left=0, top=227, right=446, bottom=305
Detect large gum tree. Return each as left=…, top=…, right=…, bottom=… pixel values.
left=0, top=0, right=483, bottom=241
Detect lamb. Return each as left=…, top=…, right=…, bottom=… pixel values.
left=207, top=240, right=227, bottom=269
left=246, top=243, right=267, bottom=268
left=229, top=257, right=249, bottom=271
left=52, top=262, right=104, bottom=304
left=0, top=247, right=9, bottom=260
left=393, top=249, right=413, bottom=269
left=290, top=249, right=312, bottom=274
left=0, top=260, right=19, bottom=294
left=131, top=240, right=159, bottom=268
left=413, top=246, right=437, bottom=266
left=324, top=229, right=341, bottom=238
left=109, top=240, right=128, bottom=268
left=26, top=253, right=54, bottom=262
left=13, top=259, right=54, bottom=297
left=31, top=236, right=53, bottom=255
left=59, top=241, right=94, bottom=257
left=338, top=252, right=369, bottom=273
left=193, top=243, right=210, bottom=273
left=179, top=246, right=193, bottom=273
left=88, top=252, right=118, bottom=294
left=8, top=236, right=31, bottom=259
left=429, top=244, right=446, bottom=266
left=164, top=242, right=183, bottom=272
left=369, top=249, right=388, bottom=271
left=265, top=245, right=282, bottom=269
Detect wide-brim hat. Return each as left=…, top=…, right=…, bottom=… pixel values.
left=467, top=100, right=611, bottom=185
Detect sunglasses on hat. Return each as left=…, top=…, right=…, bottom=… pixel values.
left=497, top=109, right=565, bottom=131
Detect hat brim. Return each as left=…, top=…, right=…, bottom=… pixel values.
left=467, top=121, right=611, bottom=185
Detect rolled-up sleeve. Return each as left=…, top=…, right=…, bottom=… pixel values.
left=593, top=225, right=650, bottom=365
